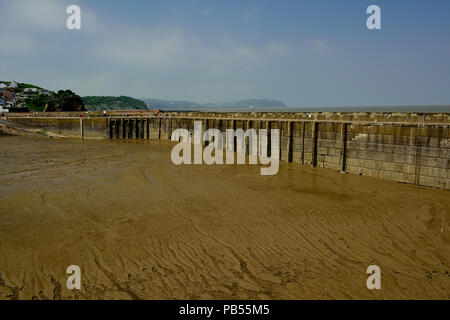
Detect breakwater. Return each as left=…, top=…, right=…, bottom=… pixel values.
left=6, top=111, right=450, bottom=190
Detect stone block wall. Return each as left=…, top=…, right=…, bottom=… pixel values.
left=7, top=113, right=450, bottom=190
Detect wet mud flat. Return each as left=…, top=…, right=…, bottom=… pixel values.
left=0, top=135, right=449, bottom=299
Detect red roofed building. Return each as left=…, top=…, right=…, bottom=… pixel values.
left=0, top=88, right=14, bottom=101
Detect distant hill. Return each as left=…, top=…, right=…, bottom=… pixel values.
left=142, top=98, right=204, bottom=110
left=82, top=96, right=147, bottom=111
left=142, top=98, right=286, bottom=110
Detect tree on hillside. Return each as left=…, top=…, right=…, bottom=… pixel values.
left=44, top=90, right=86, bottom=112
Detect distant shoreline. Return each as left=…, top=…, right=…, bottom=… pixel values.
left=145, top=105, right=450, bottom=113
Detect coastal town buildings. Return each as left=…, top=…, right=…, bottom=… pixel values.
left=0, top=80, right=79, bottom=112
left=0, top=81, right=18, bottom=89
left=0, top=82, right=20, bottom=111
left=23, top=88, right=38, bottom=95
left=0, top=98, right=8, bottom=112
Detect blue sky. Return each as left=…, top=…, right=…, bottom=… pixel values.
left=1, top=0, right=450, bottom=107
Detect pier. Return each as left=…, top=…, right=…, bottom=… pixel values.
left=5, top=111, right=450, bottom=190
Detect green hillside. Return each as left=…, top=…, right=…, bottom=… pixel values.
left=82, top=96, right=147, bottom=110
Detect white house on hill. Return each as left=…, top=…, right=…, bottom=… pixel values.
left=0, top=83, right=6, bottom=89
left=8, top=81, right=18, bottom=89
left=23, top=88, right=38, bottom=95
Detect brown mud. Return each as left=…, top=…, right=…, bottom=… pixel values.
left=0, top=135, right=449, bottom=299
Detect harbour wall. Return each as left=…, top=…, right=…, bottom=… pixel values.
left=6, top=112, right=450, bottom=190
left=8, top=117, right=109, bottom=139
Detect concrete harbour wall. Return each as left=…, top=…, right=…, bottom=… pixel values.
left=7, top=112, right=450, bottom=190
left=9, top=117, right=109, bottom=139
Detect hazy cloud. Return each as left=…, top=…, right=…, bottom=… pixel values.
left=306, top=39, right=329, bottom=53
left=242, top=12, right=253, bottom=21
left=94, top=27, right=186, bottom=67
left=2, top=0, right=67, bottom=32
left=0, top=33, right=34, bottom=54
left=0, top=0, right=104, bottom=34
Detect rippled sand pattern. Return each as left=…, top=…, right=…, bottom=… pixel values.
left=0, top=135, right=449, bottom=299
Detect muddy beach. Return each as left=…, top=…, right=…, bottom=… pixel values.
left=0, top=135, right=449, bottom=299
